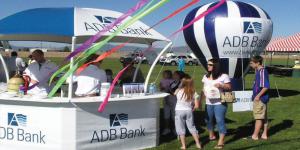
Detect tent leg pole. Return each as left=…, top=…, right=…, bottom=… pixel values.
left=286, top=53, right=290, bottom=67
left=68, top=37, right=76, bottom=101
left=133, top=60, right=142, bottom=82
left=0, top=54, right=9, bottom=84
left=270, top=53, right=273, bottom=66
left=144, top=42, right=172, bottom=93
left=133, top=49, right=147, bottom=83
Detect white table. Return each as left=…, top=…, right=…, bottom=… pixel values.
left=0, top=93, right=168, bottom=150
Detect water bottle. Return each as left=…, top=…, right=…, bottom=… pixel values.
left=100, top=82, right=111, bottom=97
left=18, top=86, right=24, bottom=98
left=149, top=83, right=156, bottom=94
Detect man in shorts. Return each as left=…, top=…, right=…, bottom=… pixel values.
left=250, top=55, right=270, bottom=140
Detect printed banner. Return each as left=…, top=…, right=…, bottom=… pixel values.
left=232, top=91, right=253, bottom=112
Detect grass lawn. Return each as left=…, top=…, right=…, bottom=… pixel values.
left=49, top=57, right=300, bottom=150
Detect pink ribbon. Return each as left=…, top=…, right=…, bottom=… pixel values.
left=98, top=65, right=130, bottom=112
left=170, top=0, right=226, bottom=38
left=148, top=0, right=200, bottom=30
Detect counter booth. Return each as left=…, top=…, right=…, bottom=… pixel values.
left=0, top=7, right=172, bottom=150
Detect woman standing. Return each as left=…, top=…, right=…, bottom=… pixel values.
left=200, top=59, right=231, bottom=149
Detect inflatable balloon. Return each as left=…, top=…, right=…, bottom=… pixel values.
left=183, top=1, right=273, bottom=89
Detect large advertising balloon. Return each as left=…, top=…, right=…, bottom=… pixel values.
left=183, top=1, right=273, bottom=81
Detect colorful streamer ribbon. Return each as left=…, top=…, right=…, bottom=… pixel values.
left=97, top=0, right=226, bottom=112
left=48, top=0, right=170, bottom=97
left=65, top=0, right=149, bottom=60
left=49, top=0, right=157, bottom=85
left=77, top=0, right=200, bottom=75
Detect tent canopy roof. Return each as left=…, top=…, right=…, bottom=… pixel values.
left=0, top=7, right=169, bottom=44
left=266, top=33, right=300, bottom=53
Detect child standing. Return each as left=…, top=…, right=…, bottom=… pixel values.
left=250, top=55, right=270, bottom=140
left=160, top=70, right=175, bottom=135
left=175, top=76, right=201, bottom=149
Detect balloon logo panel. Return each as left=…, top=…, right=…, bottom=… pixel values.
left=215, top=18, right=273, bottom=58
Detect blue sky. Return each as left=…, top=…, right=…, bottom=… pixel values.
left=0, top=0, right=299, bottom=47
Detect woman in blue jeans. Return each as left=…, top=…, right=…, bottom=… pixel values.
left=200, top=59, right=231, bottom=149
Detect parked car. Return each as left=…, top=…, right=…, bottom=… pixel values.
left=159, top=55, right=199, bottom=66
left=120, top=51, right=148, bottom=64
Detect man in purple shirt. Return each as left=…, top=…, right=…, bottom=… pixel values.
left=250, top=55, right=270, bottom=140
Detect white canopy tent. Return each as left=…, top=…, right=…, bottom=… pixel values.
left=0, top=7, right=171, bottom=99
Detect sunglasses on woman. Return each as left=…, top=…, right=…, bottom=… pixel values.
left=207, top=63, right=213, bottom=66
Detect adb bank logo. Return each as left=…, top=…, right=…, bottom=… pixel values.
left=94, top=16, right=117, bottom=24
left=110, top=113, right=128, bottom=127
left=8, top=113, right=27, bottom=127
left=90, top=113, right=146, bottom=143
left=243, top=21, right=262, bottom=34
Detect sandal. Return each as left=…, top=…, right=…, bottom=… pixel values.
left=261, top=137, right=268, bottom=140
left=196, top=145, right=202, bottom=149
left=214, top=144, right=224, bottom=149
left=243, top=136, right=259, bottom=140
left=209, top=136, right=216, bottom=141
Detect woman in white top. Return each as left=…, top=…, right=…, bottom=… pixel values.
left=175, top=76, right=201, bottom=149
left=200, top=59, right=231, bottom=149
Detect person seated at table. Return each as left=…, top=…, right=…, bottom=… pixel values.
left=70, top=54, right=107, bottom=97
left=23, top=49, right=57, bottom=95
left=10, top=51, right=27, bottom=75
left=105, top=69, right=113, bottom=83
left=119, top=57, right=145, bottom=85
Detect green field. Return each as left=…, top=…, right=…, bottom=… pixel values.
left=50, top=57, right=300, bottom=150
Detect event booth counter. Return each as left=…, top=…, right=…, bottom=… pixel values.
left=0, top=7, right=172, bottom=150
left=0, top=93, right=168, bottom=150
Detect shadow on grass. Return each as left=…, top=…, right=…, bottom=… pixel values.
left=232, top=137, right=300, bottom=150
left=226, top=119, right=293, bottom=144
left=159, top=108, right=237, bottom=145
left=158, top=109, right=207, bottom=145
left=269, top=89, right=300, bottom=98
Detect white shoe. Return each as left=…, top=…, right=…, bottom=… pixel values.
left=162, top=128, right=171, bottom=135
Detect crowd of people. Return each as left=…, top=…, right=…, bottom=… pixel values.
left=1, top=50, right=271, bottom=149
left=1, top=50, right=145, bottom=97
left=159, top=56, right=270, bottom=149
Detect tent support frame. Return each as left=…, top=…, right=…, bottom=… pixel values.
left=0, top=54, right=9, bottom=83
left=144, top=42, right=172, bottom=93
left=68, top=36, right=76, bottom=101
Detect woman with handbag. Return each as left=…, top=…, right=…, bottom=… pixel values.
left=200, top=58, right=232, bottom=149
